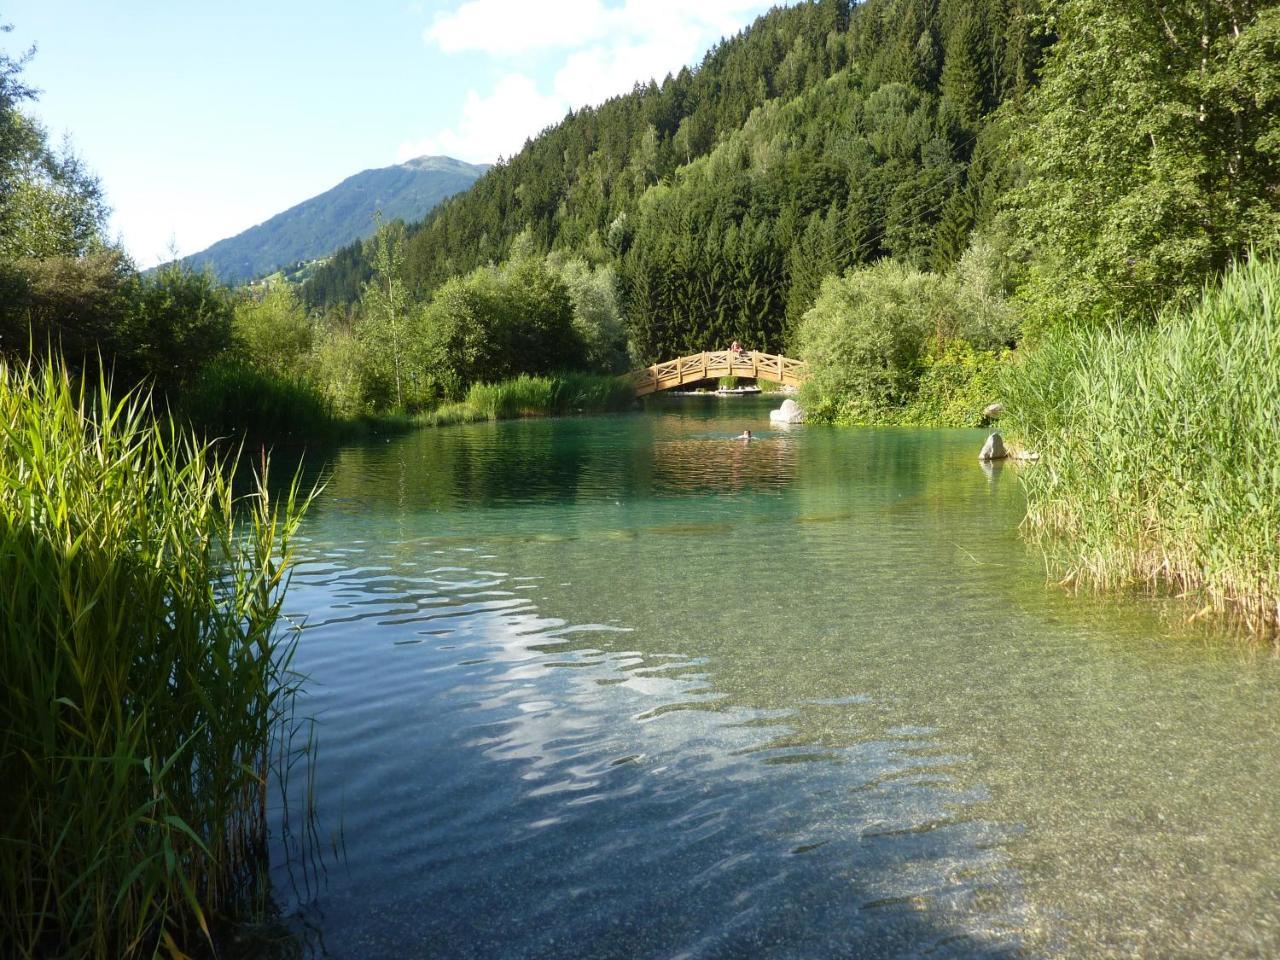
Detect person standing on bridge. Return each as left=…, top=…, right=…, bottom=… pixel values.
left=730, top=340, right=745, bottom=359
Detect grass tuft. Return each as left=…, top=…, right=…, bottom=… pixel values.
left=421, top=373, right=634, bottom=426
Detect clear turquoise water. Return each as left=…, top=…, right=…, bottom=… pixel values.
left=270, top=397, right=1280, bottom=958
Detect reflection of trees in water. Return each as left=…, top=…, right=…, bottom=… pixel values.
left=312, top=418, right=676, bottom=513
left=649, top=436, right=798, bottom=495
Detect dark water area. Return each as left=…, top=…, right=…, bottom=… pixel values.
left=265, top=396, right=1280, bottom=959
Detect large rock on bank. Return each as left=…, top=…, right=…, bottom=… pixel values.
left=769, top=398, right=805, bottom=424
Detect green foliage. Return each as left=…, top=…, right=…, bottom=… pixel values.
left=423, top=372, right=634, bottom=425
left=464, top=375, right=555, bottom=420
left=0, top=359, right=313, bottom=958
left=796, top=260, right=944, bottom=420
left=118, top=262, right=234, bottom=395
left=179, top=358, right=337, bottom=444
left=0, top=30, right=107, bottom=261
left=232, top=284, right=312, bottom=379
left=310, top=320, right=370, bottom=419
left=0, top=248, right=131, bottom=361
left=0, top=256, right=237, bottom=401
left=302, top=238, right=371, bottom=311
left=1001, top=257, right=1280, bottom=632
left=1010, top=0, right=1280, bottom=328
left=359, top=218, right=411, bottom=409
left=0, top=133, right=108, bottom=260
left=795, top=254, right=1015, bottom=424
left=899, top=339, right=1009, bottom=426
left=417, top=254, right=585, bottom=402
left=551, top=254, right=630, bottom=372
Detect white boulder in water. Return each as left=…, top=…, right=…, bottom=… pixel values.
left=979, top=432, right=1007, bottom=461
left=769, top=398, right=805, bottom=424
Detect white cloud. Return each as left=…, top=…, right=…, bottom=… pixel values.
left=403, top=0, right=774, bottom=165
left=396, top=74, right=567, bottom=165
left=425, top=0, right=763, bottom=57
left=426, top=0, right=608, bottom=54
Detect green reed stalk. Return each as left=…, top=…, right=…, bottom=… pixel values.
left=1001, top=257, right=1280, bottom=634
left=423, top=373, right=634, bottom=425
left=0, top=359, right=314, bottom=958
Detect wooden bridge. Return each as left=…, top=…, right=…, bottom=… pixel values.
left=630, top=351, right=808, bottom=397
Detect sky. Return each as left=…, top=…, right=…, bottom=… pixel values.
left=7, top=1, right=777, bottom=267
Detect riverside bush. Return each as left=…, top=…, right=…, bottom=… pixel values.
left=899, top=340, right=1009, bottom=427
left=0, top=360, right=313, bottom=958
left=1001, top=257, right=1280, bottom=633
left=795, top=257, right=1014, bottom=425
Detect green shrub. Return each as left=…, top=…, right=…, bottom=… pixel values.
left=311, top=322, right=371, bottom=419
left=0, top=359, right=313, bottom=958
left=552, top=256, right=630, bottom=373
left=899, top=340, right=1009, bottom=427
left=795, top=252, right=1020, bottom=424
left=417, top=257, right=586, bottom=401
left=118, top=262, right=234, bottom=396
left=232, top=285, right=313, bottom=380
left=795, top=260, right=940, bottom=422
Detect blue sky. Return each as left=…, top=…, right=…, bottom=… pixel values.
left=8, top=1, right=777, bottom=266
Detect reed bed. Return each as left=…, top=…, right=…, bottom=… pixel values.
left=1001, top=257, right=1280, bottom=634
left=0, top=360, right=313, bottom=958
left=424, top=373, right=635, bottom=425
left=180, top=359, right=339, bottom=444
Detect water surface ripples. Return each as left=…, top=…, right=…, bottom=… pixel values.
left=268, top=398, right=1280, bottom=959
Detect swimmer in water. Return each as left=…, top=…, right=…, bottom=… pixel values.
left=735, top=429, right=753, bottom=441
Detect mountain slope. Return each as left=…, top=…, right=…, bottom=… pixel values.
left=302, top=0, right=1048, bottom=362
left=180, top=156, right=488, bottom=284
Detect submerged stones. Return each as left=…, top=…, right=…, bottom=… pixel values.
left=979, top=432, right=1007, bottom=461
left=770, top=398, right=806, bottom=424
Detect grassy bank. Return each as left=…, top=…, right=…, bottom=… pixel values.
left=0, top=361, right=313, bottom=958
left=422, top=373, right=635, bottom=426
left=1001, top=258, right=1280, bottom=634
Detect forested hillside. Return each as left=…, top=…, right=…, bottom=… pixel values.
left=179, top=155, right=487, bottom=285
left=306, top=0, right=1046, bottom=361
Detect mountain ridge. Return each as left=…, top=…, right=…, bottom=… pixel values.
left=176, top=155, right=489, bottom=284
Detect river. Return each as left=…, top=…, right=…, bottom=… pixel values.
left=267, top=396, right=1280, bottom=958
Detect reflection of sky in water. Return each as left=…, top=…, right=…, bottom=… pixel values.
left=268, top=397, right=1280, bottom=959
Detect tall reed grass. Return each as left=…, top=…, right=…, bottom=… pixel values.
left=180, top=359, right=339, bottom=445
left=423, top=373, right=635, bottom=425
left=1001, top=257, right=1280, bottom=633
left=0, top=360, right=313, bottom=958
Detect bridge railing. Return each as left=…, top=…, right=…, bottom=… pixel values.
left=630, top=351, right=808, bottom=396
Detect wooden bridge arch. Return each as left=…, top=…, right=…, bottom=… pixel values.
left=630, top=350, right=808, bottom=398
